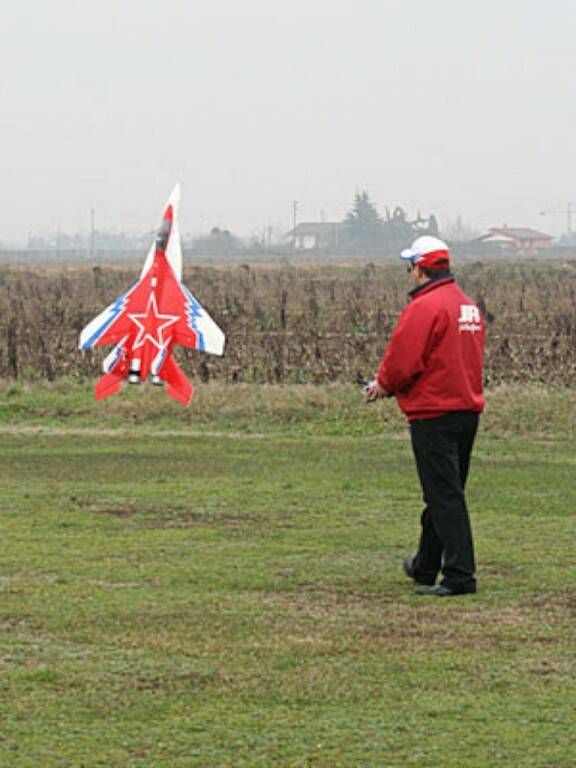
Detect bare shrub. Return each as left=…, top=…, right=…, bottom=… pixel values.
left=0, top=261, right=574, bottom=386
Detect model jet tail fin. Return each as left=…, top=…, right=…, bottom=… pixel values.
left=161, top=356, right=193, bottom=406
left=95, top=372, right=124, bottom=401
left=95, top=342, right=129, bottom=400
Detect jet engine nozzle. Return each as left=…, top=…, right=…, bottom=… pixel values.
left=128, top=359, right=141, bottom=385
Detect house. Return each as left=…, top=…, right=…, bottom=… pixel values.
left=473, top=227, right=554, bottom=253
left=288, top=222, right=346, bottom=250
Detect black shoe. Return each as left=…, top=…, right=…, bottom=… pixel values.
left=403, top=557, right=436, bottom=586
left=402, top=557, right=416, bottom=580
left=414, top=585, right=467, bottom=597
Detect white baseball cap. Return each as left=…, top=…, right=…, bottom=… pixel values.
left=400, top=236, right=450, bottom=270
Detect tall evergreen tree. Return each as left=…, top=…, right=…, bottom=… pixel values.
left=344, top=191, right=383, bottom=247
left=342, top=190, right=440, bottom=251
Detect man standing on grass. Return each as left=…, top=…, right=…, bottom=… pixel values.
left=366, top=236, right=485, bottom=597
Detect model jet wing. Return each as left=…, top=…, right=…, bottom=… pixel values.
left=79, top=261, right=224, bottom=355
left=79, top=283, right=139, bottom=350
left=172, top=284, right=225, bottom=354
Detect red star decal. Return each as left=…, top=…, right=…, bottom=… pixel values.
left=128, top=293, right=179, bottom=350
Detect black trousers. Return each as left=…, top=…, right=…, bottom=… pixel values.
left=409, top=411, right=479, bottom=593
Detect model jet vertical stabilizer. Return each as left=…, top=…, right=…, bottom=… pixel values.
left=79, top=185, right=225, bottom=406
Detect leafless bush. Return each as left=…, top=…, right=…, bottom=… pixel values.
left=0, top=261, right=574, bottom=386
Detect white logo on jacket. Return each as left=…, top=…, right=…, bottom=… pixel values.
left=458, top=304, right=482, bottom=333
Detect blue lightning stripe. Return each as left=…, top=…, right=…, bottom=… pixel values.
left=81, top=285, right=135, bottom=349
left=152, top=345, right=168, bottom=375
left=104, top=344, right=124, bottom=373
left=182, top=285, right=206, bottom=351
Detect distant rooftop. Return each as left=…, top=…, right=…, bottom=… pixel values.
left=485, top=227, right=553, bottom=242
left=287, top=222, right=345, bottom=237
left=469, top=226, right=555, bottom=251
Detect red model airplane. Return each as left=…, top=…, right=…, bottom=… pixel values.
left=79, top=185, right=225, bottom=406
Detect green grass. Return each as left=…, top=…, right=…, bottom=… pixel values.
left=0, top=383, right=574, bottom=767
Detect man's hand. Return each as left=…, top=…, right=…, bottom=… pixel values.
left=364, top=379, right=389, bottom=401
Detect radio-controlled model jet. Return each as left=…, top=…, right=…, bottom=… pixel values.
left=79, top=185, right=225, bottom=406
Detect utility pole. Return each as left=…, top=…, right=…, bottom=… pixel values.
left=292, top=200, right=298, bottom=248
left=540, top=202, right=576, bottom=234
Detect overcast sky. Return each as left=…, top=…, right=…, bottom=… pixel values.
left=1, top=0, right=575, bottom=243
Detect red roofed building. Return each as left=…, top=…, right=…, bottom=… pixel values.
left=474, top=227, right=554, bottom=253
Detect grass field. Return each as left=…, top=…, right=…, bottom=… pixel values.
left=0, top=383, right=574, bottom=767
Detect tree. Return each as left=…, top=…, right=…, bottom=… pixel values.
left=343, top=191, right=384, bottom=247
left=192, top=227, right=242, bottom=256
left=342, top=190, right=441, bottom=252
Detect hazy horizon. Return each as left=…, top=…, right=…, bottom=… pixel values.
left=1, top=0, right=575, bottom=244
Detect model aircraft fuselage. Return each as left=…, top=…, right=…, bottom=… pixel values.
left=79, top=185, right=225, bottom=406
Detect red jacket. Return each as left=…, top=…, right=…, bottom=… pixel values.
left=377, top=277, right=485, bottom=421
